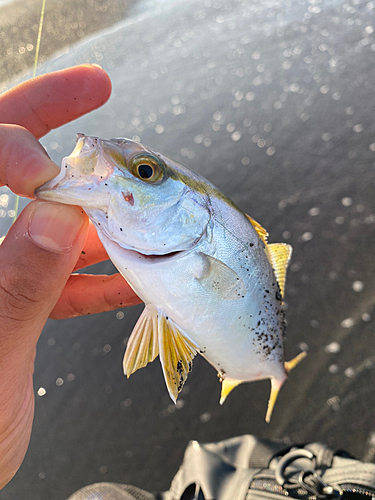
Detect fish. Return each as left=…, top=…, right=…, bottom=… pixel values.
left=36, top=133, right=305, bottom=422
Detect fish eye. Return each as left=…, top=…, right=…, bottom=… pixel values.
left=130, top=154, right=164, bottom=183
left=138, top=164, right=154, bottom=179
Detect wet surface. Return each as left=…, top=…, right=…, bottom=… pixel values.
left=1, top=0, right=375, bottom=498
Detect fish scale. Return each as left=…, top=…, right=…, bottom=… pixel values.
left=36, top=133, right=305, bottom=422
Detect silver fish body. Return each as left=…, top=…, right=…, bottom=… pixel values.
left=36, top=134, right=304, bottom=421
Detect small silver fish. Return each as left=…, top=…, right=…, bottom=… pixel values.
left=37, top=134, right=305, bottom=421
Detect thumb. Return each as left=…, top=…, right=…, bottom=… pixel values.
left=0, top=200, right=88, bottom=393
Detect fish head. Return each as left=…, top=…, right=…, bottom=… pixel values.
left=36, top=134, right=211, bottom=255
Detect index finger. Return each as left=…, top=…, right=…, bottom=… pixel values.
left=0, top=64, right=112, bottom=139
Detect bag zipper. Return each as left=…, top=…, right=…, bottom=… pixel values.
left=250, top=478, right=375, bottom=499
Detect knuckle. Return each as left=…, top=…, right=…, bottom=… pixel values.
left=0, top=266, right=44, bottom=325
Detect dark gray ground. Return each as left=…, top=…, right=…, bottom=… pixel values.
left=1, top=0, right=375, bottom=498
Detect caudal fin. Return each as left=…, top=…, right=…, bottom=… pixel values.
left=265, top=351, right=307, bottom=423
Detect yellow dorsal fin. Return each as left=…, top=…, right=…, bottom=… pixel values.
left=158, top=314, right=199, bottom=403
left=123, top=305, right=159, bottom=377
left=219, top=378, right=242, bottom=405
left=245, top=214, right=269, bottom=245
left=267, top=243, right=293, bottom=298
left=265, top=377, right=284, bottom=423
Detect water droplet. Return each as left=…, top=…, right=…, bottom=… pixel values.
left=241, top=157, right=250, bottom=165
left=301, top=232, right=313, bottom=242
left=55, top=378, right=64, bottom=386
left=116, top=311, right=125, bottom=320
left=328, top=364, right=339, bottom=374
left=37, top=387, right=46, bottom=397
left=342, top=197, right=353, bottom=206
left=200, top=412, right=211, bottom=423
left=352, top=281, right=364, bottom=292
left=353, top=124, right=364, bottom=133
left=341, top=317, right=354, bottom=328
left=309, top=207, right=320, bottom=216
left=362, top=313, right=371, bottom=322
left=231, top=131, right=241, bottom=142
left=325, top=342, right=341, bottom=354
left=345, top=367, right=355, bottom=378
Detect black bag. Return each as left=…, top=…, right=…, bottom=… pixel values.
left=161, top=435, right=375, bottom=500
left=68, top=435, right=375, bottom=500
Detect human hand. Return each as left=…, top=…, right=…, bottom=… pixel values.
left=0, top=65, right=141, bottom=488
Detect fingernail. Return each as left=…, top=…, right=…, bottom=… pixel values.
left=29, top=202, right=85, bottom=253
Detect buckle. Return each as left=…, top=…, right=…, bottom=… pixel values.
left=275, top=449, right=343, bottom=498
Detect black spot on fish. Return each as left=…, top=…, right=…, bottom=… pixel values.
left=276, top=291, right=282, bottom=301
left=81, top=251, right=86, bottom=255
left=250, top=243, right=254, bottom=247
left=120, top=228, right=123, bottom=231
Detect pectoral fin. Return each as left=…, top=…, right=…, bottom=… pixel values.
left=158, top=314, right=199, bottom=403
left=123, top=304, right=159, bottom=377
left=197, top=253, right=247, bottom=300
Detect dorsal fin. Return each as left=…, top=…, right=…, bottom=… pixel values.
left=123, top=304, right=159, bottom=377
left=245, top=214, right=269, bottom=245
left=267, top=243, right=293, bottom=298
left=245, top=214, right=292, bottom=298
left=158, top=314, right=199, bottom=403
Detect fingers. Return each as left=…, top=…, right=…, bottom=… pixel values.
left=0, top=65, right=112, bottom=198
left=73, top=221, right=109, bottom=271
left=0, top=124, right=60, bottom=197
left=0, top=200, right=88, bottom=487
left=0, top=200, right=88, bottom=422
left=0, top=65, right=112, bottom=139
left=50, top=273, right=141, bottom=319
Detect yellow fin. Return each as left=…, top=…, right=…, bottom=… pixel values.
left=284, top=351, right=307, bottom=374
left=219, top=378, right=242, bottom=405
left=123, top=305, right=159, bottom=377
left=265, top=377, right=284, bottom=423
left=158, top=314, right=199, bottom=403
left=197, top=253, right=247, bottom=300
left=245, top=214, right=269, bottom=245
left=267, top=243, right=293, bottom=298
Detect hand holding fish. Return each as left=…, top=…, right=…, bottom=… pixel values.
left=0, top=65, right=139, bottom=489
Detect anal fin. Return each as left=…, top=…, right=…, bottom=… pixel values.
left=158, top=314, right=199, bottom=403
left=123, top=304, right=159, bottom=377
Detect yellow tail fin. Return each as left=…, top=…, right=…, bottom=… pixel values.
left=265, top=351, right=307, bottom=423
